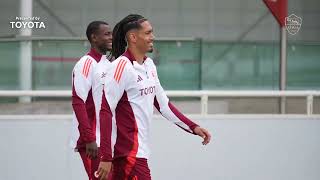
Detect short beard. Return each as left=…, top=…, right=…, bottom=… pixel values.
left=148, top=47, right=153, bottom=53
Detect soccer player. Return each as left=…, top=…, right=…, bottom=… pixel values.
left=70, top=21, right=112, bottom=180
left=96, top=14, right=211, bottom=180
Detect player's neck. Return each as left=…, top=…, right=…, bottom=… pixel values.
left=128, top=46, right=145, bottom=65
left=91, top=46, right=106, bottom=55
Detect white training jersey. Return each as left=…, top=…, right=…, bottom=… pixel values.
left=99, top=50, right=198, bottom=162
left=70, top=48, right=111, bottom=150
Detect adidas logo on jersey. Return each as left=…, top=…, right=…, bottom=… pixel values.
left=137, top=75, right=143, bottom=82
left=101, top=72, right=106, bottom=78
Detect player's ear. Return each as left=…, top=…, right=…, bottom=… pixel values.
left=127, top=31, right=137, bottom=43
left=91, top=33, right=97, bottom=43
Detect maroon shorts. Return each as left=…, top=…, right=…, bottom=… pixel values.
left=79, top=148, right=100, bottom=180
left=109, top=157, right=151, bottom=180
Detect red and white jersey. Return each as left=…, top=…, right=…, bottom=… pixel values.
left=99, top=50, right=199, bottom=162
left=70, top=48, right=111, bottom=150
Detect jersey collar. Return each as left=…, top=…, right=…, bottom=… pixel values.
left=87, top=48, right=103, bottom=62
left=123, top=49, right=147, bottom=64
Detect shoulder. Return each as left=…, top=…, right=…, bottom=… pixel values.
left=144, top=57, right=157, bottom=71
left=74, top=55, right=97, bottom=69
left=144, top=57, right=156, bottom=66
left=73, top=55, right=97, bottom=78
left=112, top=56, right=133, bottom=71
left=112, top=56, right=131, bottom=65
left=78, top=55, right=96, bottom=64
left=111, top=56, right=133, bottom=82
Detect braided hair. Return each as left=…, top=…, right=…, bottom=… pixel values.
left=111, top=14, right=147, bottom=58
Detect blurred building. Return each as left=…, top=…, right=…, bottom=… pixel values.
left=0, top=0, right=319, bottom=90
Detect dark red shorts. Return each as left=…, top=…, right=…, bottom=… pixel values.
left=79, top=148, right=100, bottom=180
left=109, top=157, right=151, bottom=180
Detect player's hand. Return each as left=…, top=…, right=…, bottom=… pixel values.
left=96, top=161, right=112, bottom=180
left=86, top=141, right=98, bottom=159
left=194, top=126, right=211, bottom=145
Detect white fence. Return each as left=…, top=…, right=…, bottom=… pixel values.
left=0, top=90, right=320, bottom=115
